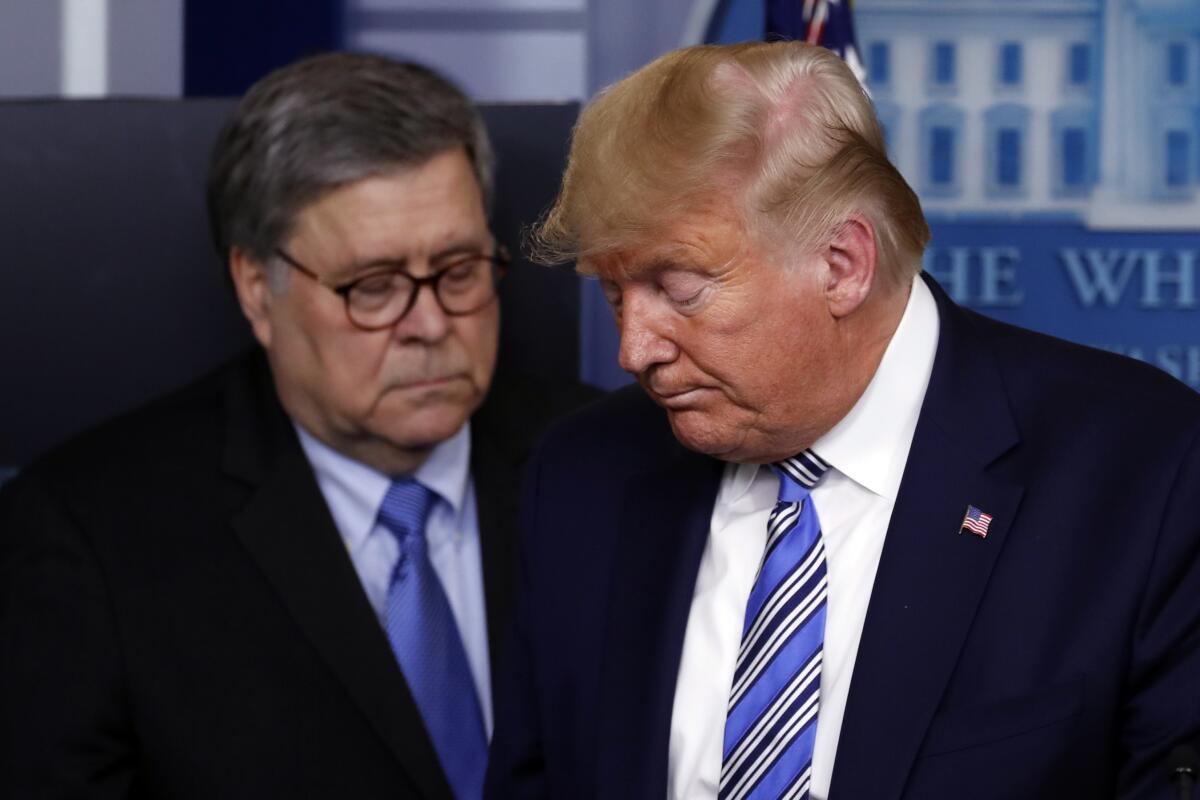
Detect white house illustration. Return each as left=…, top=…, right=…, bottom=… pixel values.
left=857, top=0, right=1200, bottom=229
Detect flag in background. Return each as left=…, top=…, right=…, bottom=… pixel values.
left=766, top=0, right=866, bottom=84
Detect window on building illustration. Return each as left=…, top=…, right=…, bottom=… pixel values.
left=984, top=104, right=1029, bottom=196
left=1068, top=43, right=1090, bottom=86
left=1166, top=130, right=1190, bottom=187
left=1168, top=43, right=1188, bottom=87
left=999, top=42, right=1022, bottom=86
left=996, top=128, right=1022, bottom=186
left=869, top=41, right=890, bottom=86
left=920, top=104, right=963, bottom=194
left=1062, top=127, right=1087, bottom=188
left=931, top=126, right=955, bottom=184
left=933, top=42, right=956, bottom=86
left=1051, top=107, right=1096, bottom=196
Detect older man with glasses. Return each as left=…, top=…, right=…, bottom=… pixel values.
left=0, top=53, right=593, bottom=800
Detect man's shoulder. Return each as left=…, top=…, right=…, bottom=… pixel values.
left=2, top=351, right=269, bottom=512
left=961, top=305, right=1200, bottom=439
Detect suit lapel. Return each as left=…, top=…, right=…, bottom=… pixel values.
left=594, top=444, right=725, bottom=799
left=222, top=355, right=452, bottom=800
left=830, top=277, right=1025, bottom=800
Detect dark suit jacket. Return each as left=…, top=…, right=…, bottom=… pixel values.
left=485, top=275, right=1200, bottom=799
left=0, top=349, right=597, bottom=799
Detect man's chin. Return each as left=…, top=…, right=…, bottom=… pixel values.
left=383, top=408, right=469, bottom=445
left=367, top=390, right=477, bottom=449
left=665, top=410, right=740, bottom=459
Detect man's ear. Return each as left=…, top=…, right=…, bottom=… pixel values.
left=229, top=247, right=275, bottom=348
left=822, top=215, right=878, bottom=319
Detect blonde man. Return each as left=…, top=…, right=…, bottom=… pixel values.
left=485, top=42, right=1200, bottom=799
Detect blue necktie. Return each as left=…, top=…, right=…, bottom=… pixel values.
left=378, top=479, right=487, bottom=800
left=720, top=450, right=831, bottom=800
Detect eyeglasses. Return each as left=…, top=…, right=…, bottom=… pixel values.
left=274, top=245, right=509, bottom=331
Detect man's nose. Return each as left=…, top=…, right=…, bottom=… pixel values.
left=394, top=283, right=451, bottom=342
left=617, top=295, right=678, bottom=375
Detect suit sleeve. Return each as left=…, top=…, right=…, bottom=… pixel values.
left=1117, top=425, right=1200, bottom=798
left=0, top=470, right=137, bottom=799
left=484, top=442, right=551, bottom=799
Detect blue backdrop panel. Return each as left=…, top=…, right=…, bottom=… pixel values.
left=925, top=221, right=1200, bottom=389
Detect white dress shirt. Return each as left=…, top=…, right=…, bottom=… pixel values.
left=668, top=276, right=939, bottom=800
left=295, top=421, right=494, bottom=735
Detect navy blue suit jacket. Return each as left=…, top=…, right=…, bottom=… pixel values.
left=486, top=276, right=1200, bottom=799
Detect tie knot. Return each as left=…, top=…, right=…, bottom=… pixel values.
left=378, top=479, right=437, bottom=542
left=771, top=449, right=831, bottom=501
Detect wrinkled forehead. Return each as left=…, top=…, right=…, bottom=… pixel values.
left=576, top=196, right=754, bottom=278
left=579, top=245, right=696, bottom=283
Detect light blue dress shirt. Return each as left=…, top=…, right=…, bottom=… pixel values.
left=295, top=422, right=493, bottom=735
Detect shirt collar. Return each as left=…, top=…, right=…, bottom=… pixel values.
left=725, top=460, right=761, bottom=506
left=811, top=275, right=940, bottom=501
left=412, top=421, right=472, bottom=524
left=294, top=421, right=473, bottom=551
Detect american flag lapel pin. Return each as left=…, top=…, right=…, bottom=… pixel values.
left=960, top=505, right=993, bottom=538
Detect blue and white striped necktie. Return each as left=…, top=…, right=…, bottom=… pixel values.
left=720, top=450, right=831, bottom=800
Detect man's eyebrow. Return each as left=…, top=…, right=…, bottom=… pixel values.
left=623, top=253, right=690, bottom=279
left=338, top=256, right=406, bottom=277
left=338, top=238, right=491, bottom=277
left=430, top=240, right=491, bottom=264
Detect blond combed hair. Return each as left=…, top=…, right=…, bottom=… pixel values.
left=530, top=41, right=929, bottom=285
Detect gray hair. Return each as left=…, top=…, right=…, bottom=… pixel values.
left=207, top=52, right=494, bottom=265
